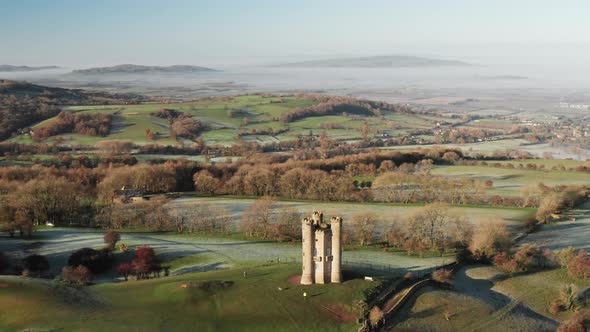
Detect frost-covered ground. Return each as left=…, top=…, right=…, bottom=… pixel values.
left=1, top=228, right=449, bottom=282
left=168, top=197, right=532, bottom=231
left=522, top=201, right=590, bottom=251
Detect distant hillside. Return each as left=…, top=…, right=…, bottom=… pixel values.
left=0, top=65, right=60, bottom=72
left=277, top=55, right=471, bottom=68
left=72, top=64, right=218, bottom=75
left=0, top=79, right=149, bottom=140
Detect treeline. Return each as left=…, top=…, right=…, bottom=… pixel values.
left=279, top=96, right=414, bottom=123
left=0, top=79, right=148, bottom=140
left=460, top=159, right=590, bottom=174
left=32, top=111, right=112, bottom=140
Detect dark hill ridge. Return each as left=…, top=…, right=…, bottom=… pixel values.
left=277, top=55, right=471, bottom=68
left=72, top=64, right=218, bottom=75
left=0, top=65, right=60, bottom=72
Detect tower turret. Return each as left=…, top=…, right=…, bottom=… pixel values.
left=330, top=216, right=343, bottom=283
left=301, top=217, right=314, bottom=285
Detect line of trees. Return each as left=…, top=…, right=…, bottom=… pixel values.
left=279, top=96, right=414, bottom=123
left=32, top=111, right=112, bottom=141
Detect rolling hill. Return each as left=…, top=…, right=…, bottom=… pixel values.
left=72, top=64, right=218, bottom=75
left=6, top=94, right=443, bottom=147
left=0, top=80, right=149, bottom=140
left=277, top=55, right=471, bottom=68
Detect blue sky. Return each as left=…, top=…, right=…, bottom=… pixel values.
left=2, top=0, right=590, bottom=66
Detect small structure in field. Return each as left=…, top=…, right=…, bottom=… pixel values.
left=113, top=186, right=148, bottom=204
left=301, top=211, right=343, bottom=285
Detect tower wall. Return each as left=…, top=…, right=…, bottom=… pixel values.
left=314, top=229, right=331, bottom=284
left=330, top=217, right=343, bottom=283
left=301, top=218, right=314, bottom=285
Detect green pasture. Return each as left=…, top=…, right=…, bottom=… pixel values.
left=170, top=196, right=535, bottom=230
left=0, top=264, right=376, bottom=332
left=7, top=95, right=446, bottom=147
left=432, top=165, right=590, bottom=196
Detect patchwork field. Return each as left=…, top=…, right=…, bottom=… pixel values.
left=7, top=95, right=439, bottom=146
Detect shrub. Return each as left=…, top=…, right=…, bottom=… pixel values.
left=432, top=269, right=454, bottom=285
left=549, top=301, right=565, bottom=314
left=131, top=246, right=161, bottom=280
left=513, top=244, right=554, bottom=271
left=22, top=254, right=49, bottom=277
left=68, top=248, right=113, bottom=274
left=62, top=265, right=93, bottom=285
left=494, top=245, right=555, bottom=273
left=567, top=250, right=590, bottom=279
left=493, top=252, right=520, bottom=273
left=560, top=284, right=581, bottom=312
left=369, top=306, right=384, bottom=327
left=558, top=247, right=578, bottom=269
left=469, top=220, right=512, bottom=260
left=103, top=230, right=121, bottom=250
left=557, top=310, right=590, bottom=332
left=117, top=263, right=132, bottom=281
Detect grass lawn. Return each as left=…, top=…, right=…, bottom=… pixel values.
left=494, top=268, right=590, bottom=321
left=391, top=286, right=557, bottom=332
left=0, top=263, right=378, bottom=331
left=170, top=196, right=535, bottom=230
left=432, top=165, right=590, bottom=196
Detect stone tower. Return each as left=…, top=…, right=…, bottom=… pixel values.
left=301, top=212, right=343, bottom=285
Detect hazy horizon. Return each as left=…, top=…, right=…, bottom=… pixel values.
left=3, top=0, right=590, bottom=68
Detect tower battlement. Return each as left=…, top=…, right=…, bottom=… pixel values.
left=301, top=212, right=343, bottom=285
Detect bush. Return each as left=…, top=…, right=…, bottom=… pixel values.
left=117, top=263, right=132, bottom=281
left=513, top=244, right=554, bottom=271
left=22, top=254, right=49, bottom=277
left=62, top=265, right=93, bottom=285
left=549, top=301, right=565, bottom=314
left=560, top=284, right=581, bottom=312
left=558, top=247, right=578, bottom=269
left=493, top=252, right=520, bottom=273
left=432, top=269, right=454, bottom=285
left=369, top=306, right=384, bottom=328
left=68, top=248, right=113, bottom=274
left=493, top=245, right=555, bottom=273
left=557, top=310, right=590, bottom=332
left=567, top=250, right=590, bottom=279
left=469, top=220, right=512, bottom=260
